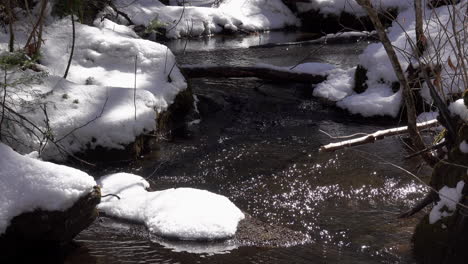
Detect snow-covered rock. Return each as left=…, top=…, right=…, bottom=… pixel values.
left=112, top=0, right=298, bottom=39
left=98, top=173, right=245, bottom=240
left=0, top=143, right=96, bottom=235
left=429, top=181, right=465, bottom=224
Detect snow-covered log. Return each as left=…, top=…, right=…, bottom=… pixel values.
left=319, top=119, right=439, bottom=152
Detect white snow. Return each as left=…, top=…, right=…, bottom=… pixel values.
left=112, top=0, right=298, bottom=39
left=449, top=99, right=468, bottom=122
left=0, top=143, right=96, bottom=234
left=460, top=141, right=468, bottom=154
left=429, top=181, right=465, bottom=224
left=98, top=173, right=245, bottom=240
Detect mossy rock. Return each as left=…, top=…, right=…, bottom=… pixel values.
left=0, top=186, right=101, bottom=261
left=157, top=87, right=195, bottom=139
left=353, top=64, right=368, bottom=94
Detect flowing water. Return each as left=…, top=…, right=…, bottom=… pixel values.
left=63, top=32, right=431, bottom=264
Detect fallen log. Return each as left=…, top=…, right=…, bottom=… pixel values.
left=179, top=64, right=328, bottom=84
left=319, top=119, right=439, bottom=152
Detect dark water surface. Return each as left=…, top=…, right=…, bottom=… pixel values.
left=69, top=32, right=430, bottom=264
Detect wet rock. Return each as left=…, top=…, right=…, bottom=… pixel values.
left=0, top=186, right=101, bottom=260
left=157, top=87, right=196, bottom=139
left=353, top=64, right=368, bottom=94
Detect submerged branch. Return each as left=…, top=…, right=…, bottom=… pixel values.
left=179, top=65, right=327, bottom=84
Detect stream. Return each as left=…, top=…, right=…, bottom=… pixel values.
left=65, top=32, right=429, bottom=264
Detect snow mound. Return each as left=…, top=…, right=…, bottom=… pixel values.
left=0, top=143, right=96, bottom=235
left=98, top=173, right=245, bottom=240
left=313, top=67, right=355, bottom=101
left=429, top=181, right=465, bottom=224
left=337, top=85, right=402, bottom=117
left=112, top=0, right=298, bottom=39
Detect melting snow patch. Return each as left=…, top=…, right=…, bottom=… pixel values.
left=98, top=173, right=245, bottom=240
left=0, top=143, right=96, bottom=234
left=429, top=181, right=465, bottom=224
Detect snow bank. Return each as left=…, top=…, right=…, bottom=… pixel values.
left=13, top=77, right=160, bottom=159
left=0, top=143, right=96, bottom=234
left=42, top=18, right=186, bottom=102
left=112, top=0, right=298, bottom=39
left=218, top=0, right=298, bottom=31
left=0, top=18, right=187, bottom=159
left=295, top=0, right=412, bottom=16
left=313, top=1, right=467, bottom=118
left=429, top=181, right=465, bottom=224
left=98, top=173, right=245, bottom=240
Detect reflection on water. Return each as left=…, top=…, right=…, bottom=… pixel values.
left=68, top=32, right=428, bottom=263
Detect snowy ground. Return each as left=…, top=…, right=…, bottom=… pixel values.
left=0, top=143, right=96, bottom=235
left=98, top=173, right=245, bottom=240
left=110, top=0, right=298, bottom=39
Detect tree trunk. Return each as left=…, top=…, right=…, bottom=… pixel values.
left=7, top=0, right=15, bottom=52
